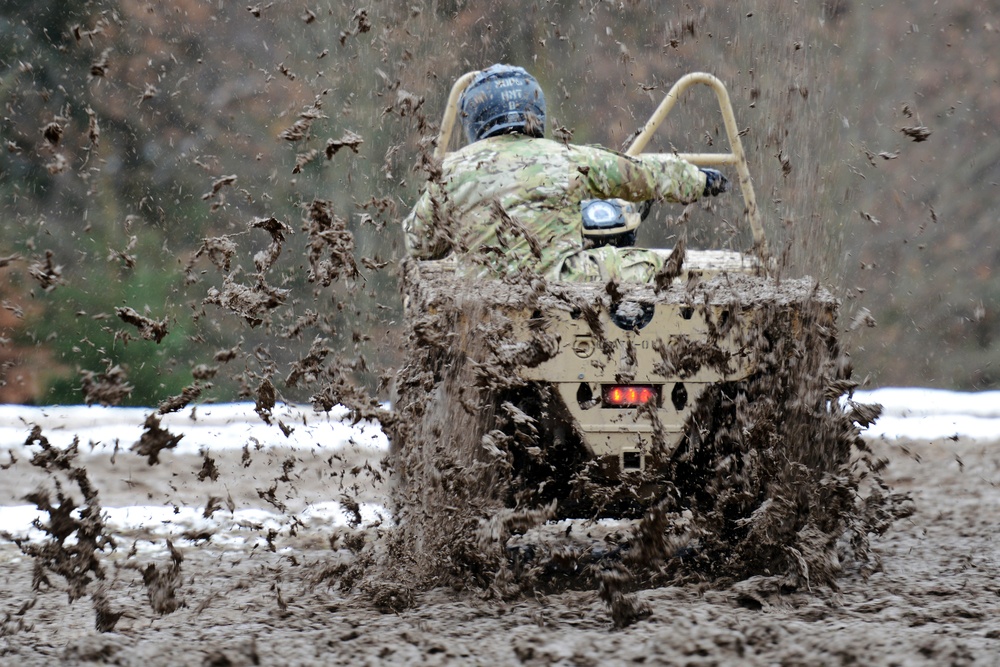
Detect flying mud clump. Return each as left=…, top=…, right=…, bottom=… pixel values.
left=2, top=427, right=122, bottom=631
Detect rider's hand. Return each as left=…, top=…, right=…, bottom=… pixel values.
left=700, top=168, right=730, bottom=197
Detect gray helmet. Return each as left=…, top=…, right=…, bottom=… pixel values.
left=460, top=64, right=546, bottom=143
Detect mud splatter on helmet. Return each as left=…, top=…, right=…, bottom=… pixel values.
left=460, top=64, right=546, bottom=143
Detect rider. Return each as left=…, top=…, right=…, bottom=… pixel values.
left=402, top=64, right=729, bottom=282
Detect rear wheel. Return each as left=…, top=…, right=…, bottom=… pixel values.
left=653, top=313, right=864, bottom=582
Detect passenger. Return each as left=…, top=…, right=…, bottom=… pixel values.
left=403, top=64, right=729, bottom=282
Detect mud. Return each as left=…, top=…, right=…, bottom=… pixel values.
left=1, top=424, right=997, bottom=664
left=387, top=263, right=909, bottom=617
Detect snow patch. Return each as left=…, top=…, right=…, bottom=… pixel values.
left=855, top=388, right=1000, bottom=441
left=0, top=402, right=388, bottom=455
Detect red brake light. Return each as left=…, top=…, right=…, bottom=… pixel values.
left=602, top=385, right=659, bottom=408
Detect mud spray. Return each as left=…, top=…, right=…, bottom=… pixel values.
left=386, top=259, right=912, bottom=627
left=5, top=428, right=122, bottom=630
left=8, top=239, right=913, bottom=630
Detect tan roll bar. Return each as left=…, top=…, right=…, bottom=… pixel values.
left=626, top=72, right=765, bottom=255
left=434, top=71, right=479, bottom=160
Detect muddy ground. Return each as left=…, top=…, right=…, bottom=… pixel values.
left=0, top=427, right=997, bottom=666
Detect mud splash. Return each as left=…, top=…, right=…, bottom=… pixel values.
left=386, top=261, right=912, bottom=621
left=2, top=244, right=912, bottom=630
left=2, top=427, right=121, bottom=630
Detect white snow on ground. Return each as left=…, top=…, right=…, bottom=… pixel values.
left=854, top=387, right=1000, bottom=441
left=0, top=502, right=390, bottom=555
left=0, top=402, right=390, bottom=550
left=0, top=402, right=389, bottom=455
left=1, top=388, right=998, bottom=546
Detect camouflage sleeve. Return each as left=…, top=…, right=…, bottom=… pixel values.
left=570, top=146, right=707, bottom=204
left=402, top=184, right=451, bottom=260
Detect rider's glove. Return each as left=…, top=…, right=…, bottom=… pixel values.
left=700, top=168, right=730, bottom=197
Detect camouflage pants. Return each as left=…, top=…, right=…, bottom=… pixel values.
left=556, top=246, right=666, bottom=283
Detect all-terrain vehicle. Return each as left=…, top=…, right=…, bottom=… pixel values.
left=391, top=73, right=864, bottom=583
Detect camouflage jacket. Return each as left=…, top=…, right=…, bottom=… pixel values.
left=402, top=134, right=706, bottom=280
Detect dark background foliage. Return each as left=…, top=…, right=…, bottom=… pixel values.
left=1, top=0, right=998, bottom=405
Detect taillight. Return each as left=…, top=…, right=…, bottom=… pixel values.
left=602, top=385, right=659, bottom=408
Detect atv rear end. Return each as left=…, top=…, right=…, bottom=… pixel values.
left=390, top=72, right=868, bottom=587
left=401, top=253, right=841, bottom=518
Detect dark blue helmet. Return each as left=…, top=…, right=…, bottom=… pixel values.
left=460, top=64, right=546, bottom=143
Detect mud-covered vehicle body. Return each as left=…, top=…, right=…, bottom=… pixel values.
left=393, top=73, right=856, bottom=551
